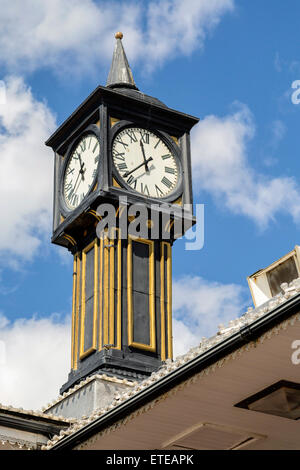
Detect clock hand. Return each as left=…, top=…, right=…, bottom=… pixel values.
left=72, top=177, right=81, bottom=200
left=72, top=163, right=85, bottom=196
left=123, top=157, right=153, bottom=178
left=72, top=169, right=82, bottom=194
left=140, top=140, right=149, bottom=173
left=80, top=163, right=85, bottom=181
left=75, top=151, right=85, bottom=181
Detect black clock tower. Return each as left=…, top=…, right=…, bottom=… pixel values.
left=46, top=33, right=199, bottom=393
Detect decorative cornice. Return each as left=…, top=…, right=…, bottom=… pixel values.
left=0, top=434, right=36, bottom=450
left=42, top=277, right=300, bottom=450
left=0, top=403, right=72, bottom=424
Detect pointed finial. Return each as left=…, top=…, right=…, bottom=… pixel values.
left=106, top=32, right=138, bottom=90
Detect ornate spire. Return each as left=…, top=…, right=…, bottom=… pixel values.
left=106, top=32, right=138, bottom=90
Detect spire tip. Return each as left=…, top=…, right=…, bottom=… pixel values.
left=115, top=32, right=123, bottom=40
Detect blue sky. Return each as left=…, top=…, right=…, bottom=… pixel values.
left=1, top=0, right=300, bottom=409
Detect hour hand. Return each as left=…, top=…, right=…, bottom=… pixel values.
left=79, top=163, right=85, bottom=181
left=123, top=157, right=153, bottom=178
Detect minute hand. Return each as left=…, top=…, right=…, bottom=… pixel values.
left=123, top=157, right=153, bottom=178
left=140, top=140, right=150, bottom=173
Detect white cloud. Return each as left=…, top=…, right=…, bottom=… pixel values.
left=144, top=0, right=234, bottom=70
left=191, top=103, right=300, bottom=228
left=0, top=0, right=234, bottom=76
left=172, top=275, right=248, bottom=357
left=0, top=314, right=70, bottom=410
left=0, top=76, right=56, bottom=264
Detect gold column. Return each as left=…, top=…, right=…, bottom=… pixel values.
left=127, top=236, right=156, bottom=352
left=160, top=242, right=173, bottom=360
left=79, top=239, right=98, bottom=359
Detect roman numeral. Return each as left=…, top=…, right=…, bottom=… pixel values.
left=65, top=182, right=73, bottom=191
left=154, top=139, right=160, bottom=149
left=80, top=140, right=86, bottom=152
left=140, top=130, right=150, bottom=144
left=68, top=188, right=75, bottom=201
left=88, top=137, right=92, bottom=149
left=66, top=168, right=75, bottom=176
left=69, top=193, right=79, bottom=207
left=113, top=151, right=125, bottom=161
left=117, top=162, right=127, bottom=171
left=165, top=166, right=176, bottom=174
left=115, top=137, right=128, bottom=149
left=161, top=154, right=171, bottom=160
left=127, top=175, right=137, bottom=189
left=161, top=176, right=173, bottom=189
left=141, top=182, right=150, bottom=195
left=155, top=185, right=164, bottom=197
left=125, top=129, right=137, bottom=143
left=92, top=141, right=100, bottom=154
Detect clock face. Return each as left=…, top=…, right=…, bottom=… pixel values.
left=112, top=127, right=179, bottom=199
left=63, top=134, right=100, bottom=210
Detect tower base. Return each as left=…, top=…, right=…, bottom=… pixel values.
left=44, top=374, right=136, bottom=420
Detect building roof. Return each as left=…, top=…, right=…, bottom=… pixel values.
left=42, top=276, right=300, bottom=450
left=0, top=403, right=72, bottom=450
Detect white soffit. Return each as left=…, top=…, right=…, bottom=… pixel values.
left=162, top=422, right=266, bottom=450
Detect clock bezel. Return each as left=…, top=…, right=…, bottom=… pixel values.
left=110, top=121, right=183, bottom=203
left=59, top=124, right=101, bottom=215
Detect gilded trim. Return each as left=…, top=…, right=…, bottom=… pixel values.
left=127, top=236, right=156, bottom=352
left=111, top=228, right=122, bottom=350
left=100, top=228, right=122, bottom=350
left=164, top=218, right=175, bottom=233
left=160, top=244, right=166, bottom=361
left=116, top=231, right=122, bottom=350
left=161, top=242, right=173, bottom=361
left=166, top=244, right=173, bottom=359
left=113, top=177, right=122, bottom=188
left=72, top=255, right=81, bottom=370
left=110, top=117, right=120, bottom=127
left=116, top=205, right=126, bottom=219
left=98, top=236, right=103, bottom=350
left=79, top=239, right=98, bottom=359
left=172, top=196, right=183, bottom=206
left=63, top=233, right=76, bottom=246
left=103, top=234, right=109, bottom=346
left=88, top=209, right=102, bottom=222
left=109, top=237, right=115, bottom=345
left=71, top=255, right=77, bottom=370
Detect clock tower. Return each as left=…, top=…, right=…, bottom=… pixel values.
left=46, top=33, right=199, bottom=394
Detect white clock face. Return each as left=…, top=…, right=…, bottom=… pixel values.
left=112, top=127, right=179, bottom=199
left=63, top=134, right=100, bottom=210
